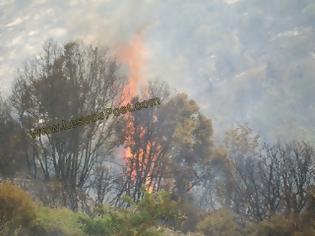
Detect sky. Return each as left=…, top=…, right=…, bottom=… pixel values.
left=1, top=0, right=314, bottom=143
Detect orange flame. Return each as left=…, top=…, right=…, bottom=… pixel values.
left=115, top=33, right=146, bottom=102
left=115, top=33, right=145, bottom=176
left=115, top=33, right=157, bottom=193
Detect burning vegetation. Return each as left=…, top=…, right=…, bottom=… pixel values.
left=1, top=35, right=315, bottom=236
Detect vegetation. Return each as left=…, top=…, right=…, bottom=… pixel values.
left=0, top=182, right=35, bottom=235
left=1, top=1, right=315, bottom=234
left=0, top=183, right=185, bottom=236
left=81, top=192, right=182, bottom=236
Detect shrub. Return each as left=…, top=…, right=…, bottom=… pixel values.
left=31, top=206, right=86, bottom=236
left=196, top=208, right=239, bottom=236
left=0, top=181, right=36, bottom=235
left=81, top=191, right=183, bottom=236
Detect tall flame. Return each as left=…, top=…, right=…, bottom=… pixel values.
left=115, top=33, right=146, bottom=102
left=115, top=33, right=157, bottom=193
left=115, top=33, right=145, bottom=178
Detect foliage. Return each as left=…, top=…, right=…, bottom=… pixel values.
left=160, top=93, right=213, bottom=196
left=0, top=182, right=86, bottom=236
left=81, top=191, right=183, bottom=236
left=0, top=99, right=27, bottom=177
left=0, top=182, right=36, bottom=235
left=220, top=128, right=315, bottom=222
left=10, top=39, right=125, bottom=210
left=196, top=208, right=240, bottom=236
left=2, top=0, right=315, bottom=232
left=31, top=206, right=86, bottom=236
left=224, top=124, right=260, bottom=157
left=249, top=214, right=299, bottom=236
left=245, top=211, right=315, bottom=236
left=115, top=87, right=214, bottom=206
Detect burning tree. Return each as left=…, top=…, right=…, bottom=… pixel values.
left=114, top=81, right=214, bottom=205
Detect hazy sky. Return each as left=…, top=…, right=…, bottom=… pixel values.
left=1, top=0, right=314, bottom=143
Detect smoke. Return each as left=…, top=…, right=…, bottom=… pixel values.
left=71, top=1, right=155, bottom=100
left=1, top=0, right=315, bottom=143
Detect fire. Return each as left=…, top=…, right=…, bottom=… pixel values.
left=114, top=33, right=161, bottom=194
left=115, top=32, right=146, bottom=102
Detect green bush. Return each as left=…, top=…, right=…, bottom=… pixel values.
left=80, top=191, right=183, bottom=236
left=0, top=183, right=218, bottom=236
left=31, top=206, right=86, bottom=236
left=0, top=182, right=87, bottom=236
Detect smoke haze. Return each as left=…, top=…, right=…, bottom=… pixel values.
left=1, top=0, right=315, bottom=143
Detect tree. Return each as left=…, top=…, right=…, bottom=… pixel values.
left=0, top=97, right=27, bottom=177
left=114, top=81, right=171, bottom=205
left=277, top=142, right=315, bottom=215
left=114, top=85, right=213, bottom=206
left=220, top=132, right=315, bottom=223
left=10, top=39, right=125, bottom=210
left=219, top=125, right=262, bottom=221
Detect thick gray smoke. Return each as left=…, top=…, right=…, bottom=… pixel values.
left=1, top=0, right=315, bottom=143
